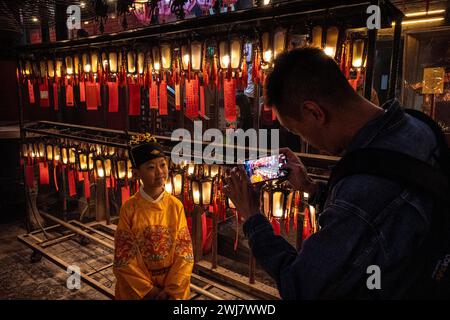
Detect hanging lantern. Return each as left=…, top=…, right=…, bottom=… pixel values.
left=60, top=145, right=69, bottom=165
left=218, top=40, right=230, bottom=69
left=181, top=44, right=190, bottom=71
left=77, top=148, right=94, bottom=171
left=187, top=163, right=196, bottom=176
left=273, top=28, right=287, bottom=59
left=261, top=183, right=272, bottom=217
left=227, top=197, right=236, bottom=209
left=114, top=156, right=128, bottom=180
left=37, top=142, right=46, bottom=160
left=127, top=159, right=133, bottom=179
left=39, top=60, right=47, bottom=78
left=324, top=26, right=339, bottom=58
left=32, top=61, right=40, bottom=77
left=47, top=60, right=55, bottom=77
left=311, top=26, right=323, bottom=49
left=108, top=51, right=118, bottom=73
left=65, top=56, right=74, bottom=75
left=45, top=143, right=54, bottom=162
left=171, top=170, right=184, bottom=196
left=151, top=47, right=161, bottom=72
left=209, top=164, right=221, bottom=178
left=24, top=60, right=32, bottom=76
left=284, top=189, right=294, bottom=218
left=55, top=59, right=63, bottom=78
left=271, top=186, right=287, bottom=220
left=82, top=53, right=91, bottom=73
left=127, top=50, right=136, bottom=74
left=261, top=32, right=273, bottom=65
left=90, top=51, right=99, bottom=73
left=137, top=51, right=145, bottom=74
left=352, top=39, right=365, bottom=68
left=73, top=54, right=80, bottom=75
left=161, top=43, right=172, bottom=70
left=191, top=177, right=214, bottom=206
left=95, top=156, right=112, bottom=178
left=21, top=142, right=29, bottom=159
left=165, top=179, right=173, bottom=194
left=101, top=52, right=108, bottom=72
left=190, top=41, right=203, bottom=72
left=202, top=164, right=210, bottom=177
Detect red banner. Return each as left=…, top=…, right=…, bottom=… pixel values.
left=159, top=80, right=168, bottom=115
left=107, top=81, right=119, bottom=112
left=224, top=78, right=237, bottom=122
left=39, top=162, right=49, bottom=185
left=28, top=80, right=35, bottom=104
left=66, top=84, right=74, bottom=107
left=149, top=83, right=158, bottom=109
left=96, top=82, right=101, bottom=107
left=128, top=84, right=141, bottom=116
left=271, top=218, right=281, bottom=236
left=39, top=83, right=50, bottom=107
left=53, top=83, right=59, bottom=110
left=79, top=81, right=86, bottom=102
left=86, top=82, right=98, bottom=110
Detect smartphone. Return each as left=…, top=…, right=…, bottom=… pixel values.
left=244, top=154, right=288, bottom=184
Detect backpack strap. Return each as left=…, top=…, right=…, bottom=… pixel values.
left=327, top=148, right=450, bottom=204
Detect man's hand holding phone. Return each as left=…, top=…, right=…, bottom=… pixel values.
left=279, top=147, right=318, bottom=197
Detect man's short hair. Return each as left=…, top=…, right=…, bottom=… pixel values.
left=264, top=47, right=356, bottom=119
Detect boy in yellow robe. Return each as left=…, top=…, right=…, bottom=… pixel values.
left=113, top=134, right=194, bottom=300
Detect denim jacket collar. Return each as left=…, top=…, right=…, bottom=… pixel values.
left=345, top=99, right=406, bottom=154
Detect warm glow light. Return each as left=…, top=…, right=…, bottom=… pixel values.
left=392, top=17, right=444, bottom=26
left=221, top=55, right=230, bottom=68
left=154, top=62, right=160, bottom=71
left=193, top=190, right=200, bottom=203
left=183, top=54, right=190, bottom=69
left=66, top=67, right=73, bottom=75
left=84, top=64, right=91, bottom=73
left=173, top=173, right=183, bottom=196
left=263, top=0, right=270, bottom=5
left=352, top=39, right=364, bottom=68
left=263, top=50, right=272, bottom=63
left=405, top=9, right=445, bottom=17
left=352, top=59, right=362, bottom=68
left=324, top=47, right=335, bottom=56
left=303, top=192, right=309, bottom=200
left=165, top=181, right=173, bottom=194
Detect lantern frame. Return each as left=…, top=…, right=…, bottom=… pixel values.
left=218, top=38, right=243, bottom=71
left=171, top=169, right=185, bottom=196
left=77, top=148, right=95, bottom=172
left=160, top=43, right=172, bottom=70
left=190, top=41, right=203, bottom=72
left=190, top=177, right=214, bottom=206
left=260, top=31, right=273, bottom=65
left=82, top=52, right=91, bottom=73
left=108, top=50, right=119, bottom=73
left=114, top=155, right=129, bottom=181
left=273, top=28, right=287, bottom=60
left=127, top=50, right=137, bottom=74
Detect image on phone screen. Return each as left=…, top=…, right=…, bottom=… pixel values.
left=244, top=154, right=288, bottom=184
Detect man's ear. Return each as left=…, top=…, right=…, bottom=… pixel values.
left=302, top=101, right=326, bottom=124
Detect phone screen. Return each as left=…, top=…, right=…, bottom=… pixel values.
left=244, top=154, right=288, bottom=184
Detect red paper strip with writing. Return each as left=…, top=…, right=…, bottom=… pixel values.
left=28, top=80, right=35, bottom=104
left=175, top=84, right=181, bottom=110
left=159, top=80, right=168, bottom=115
left=25, top=165, right=34, bottom=188
left=83, top=172, right=90, bottom=199
left=66, top=84, right=74, bottom=107
left=68, top=170, right=76, bottom=197
left=39, top=162, right=49, bottom=185
left=185, top=79, right=198, bottom=118
left=128, top=84, right=141, bottom=116
left=121, top=185, right=130, bottom=205
left=53, top=83, right=59, bottom=110
left=86, top=82, right=98, bottom=110
left=149, top=83, right=158, bottom=109
left=224, top=79, right=237, bottom=122
left=39, top=83, right=50, bottom=107
left=107, top=81, right=119, bottom=112
left=79, top=81, right=86, bottom=102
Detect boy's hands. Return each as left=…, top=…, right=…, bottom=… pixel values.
left=143, top=287, right=171, bottom=300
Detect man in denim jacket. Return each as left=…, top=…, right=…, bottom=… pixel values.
left=223, top=48, right=438, bottom=299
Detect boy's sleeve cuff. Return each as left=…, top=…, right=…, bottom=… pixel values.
left=243, top=213, right=272, bottom=238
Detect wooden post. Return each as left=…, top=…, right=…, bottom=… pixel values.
left=249, top=253, right=256, bottom=284
left=211, top=212, right=218, bottom=269
left=192, top=206, right=203, bottom=262
left=96, top=176, right=107, bottom=222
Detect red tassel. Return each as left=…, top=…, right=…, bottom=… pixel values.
left=25, top=165, right=34, bottom=188
left=39, top=162, right=49, bottom=185
left=302, top=207, right=312, bottom=241
left=68, top=170, right=77, bottom=197
left=201, top=211, right=207, bottom=251
left=241, top=60, right=248, bottom=88
left=149, top=81, right=158, bottom=109
left=53, top=165, right=59, bottom=191
left=86, top=81, right=98, bottom=110
left=199, top=85, right=205, bottom=117
left=175, top=84, right=181, bottom=110
left=234, top=211, right=239, bottom=251
left=77, top=171, right=84, bottom=181
left=96, top=82, right=101, bottom=107
left=285, top=218, right=290, bottom=235
left=271, top=218, right=281, bottom=236
left=83, top=172, right=90, bottom=199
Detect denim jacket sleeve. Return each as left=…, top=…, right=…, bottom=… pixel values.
left=243, top=198, right=375, bottom=300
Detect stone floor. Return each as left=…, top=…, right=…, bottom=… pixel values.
left=0, top=220, right=110, bottom=300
